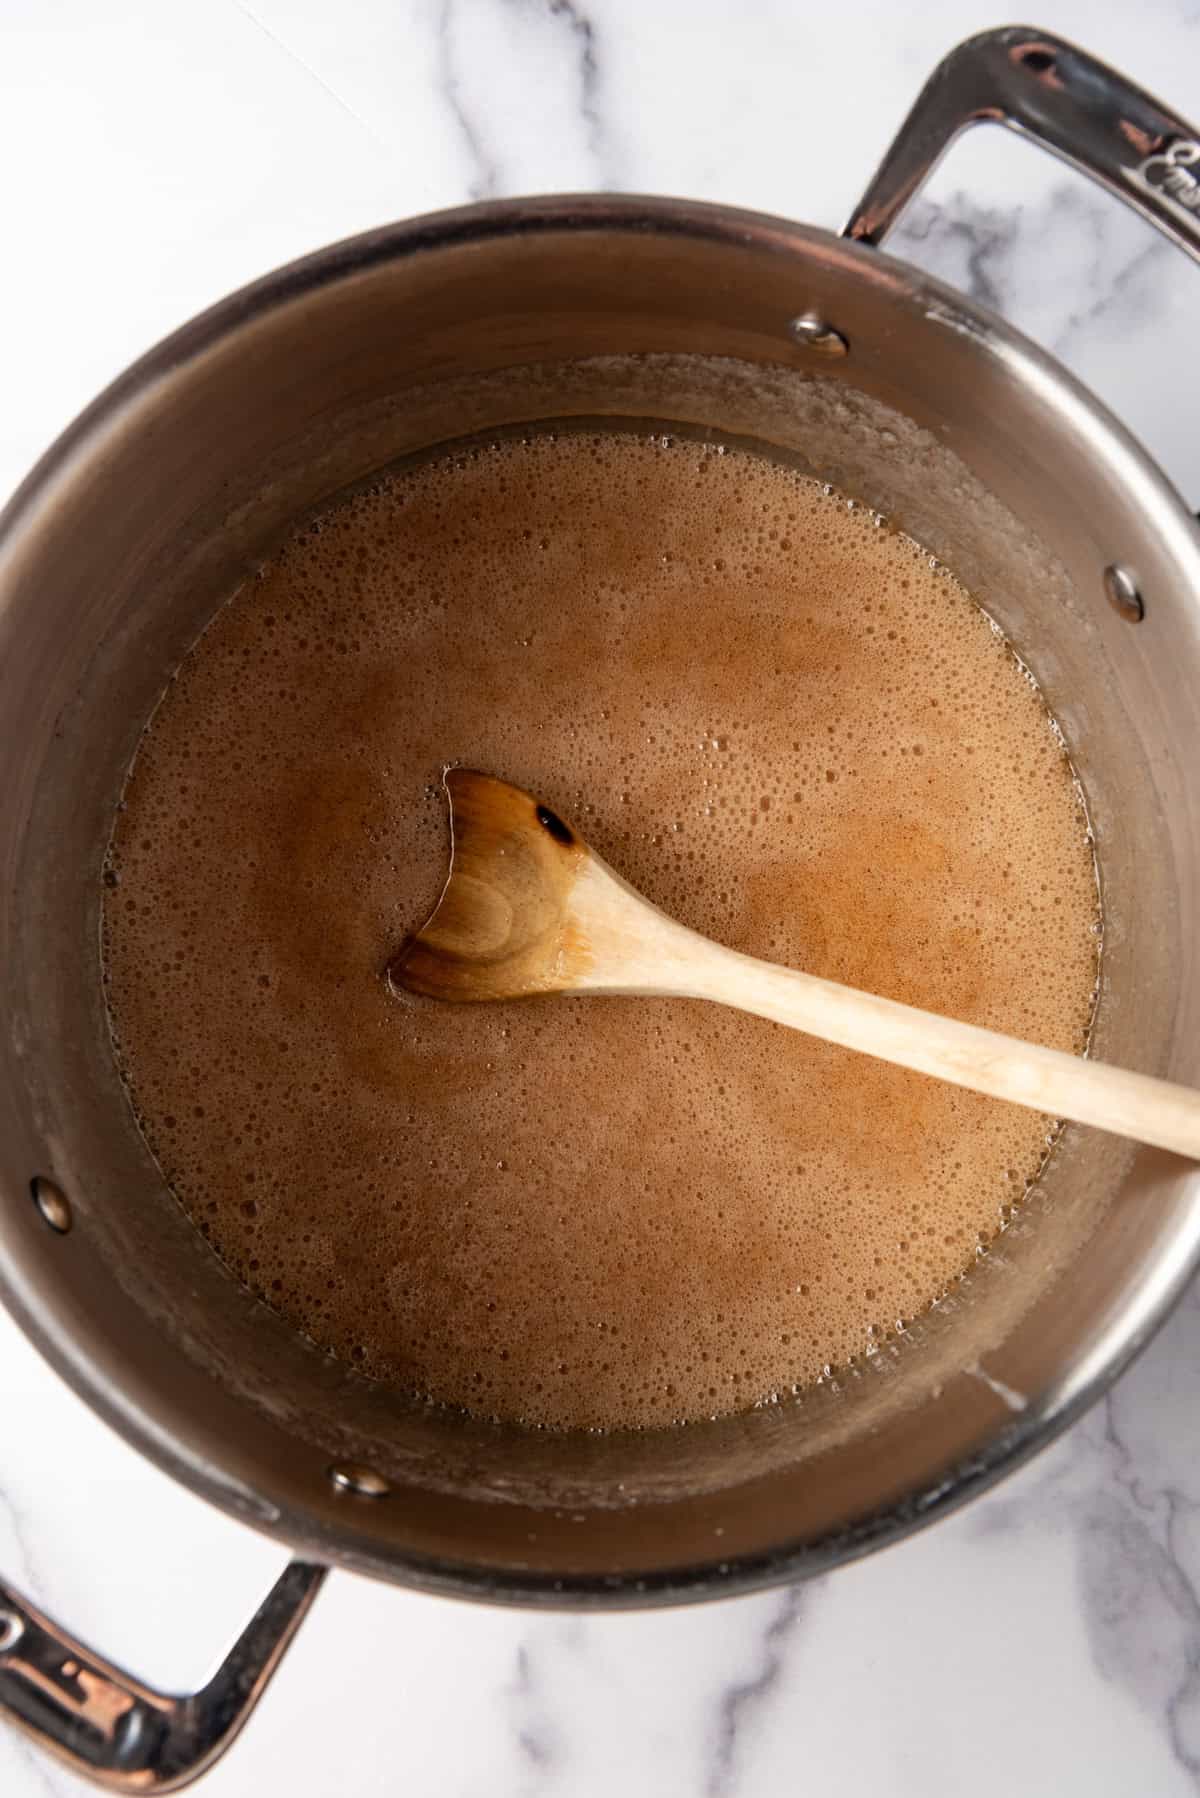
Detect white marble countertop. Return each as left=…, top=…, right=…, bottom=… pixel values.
left=2, top=3, right=1199, bottom=1793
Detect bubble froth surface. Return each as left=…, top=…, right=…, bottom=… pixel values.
left=102, top=431, right=1100, bottom=1431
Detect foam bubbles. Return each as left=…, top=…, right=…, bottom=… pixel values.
left=102, top=430, right=1100, bottom=1431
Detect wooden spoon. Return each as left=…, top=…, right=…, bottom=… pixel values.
left=388, top=769, right=1200, bottom=1159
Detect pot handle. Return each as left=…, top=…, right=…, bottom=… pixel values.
left=844, top=24, right=1200, bottom=263
left=0, top=1558, right=326, bottom=1791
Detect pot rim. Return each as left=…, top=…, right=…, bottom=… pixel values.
left=5, top=188, right=1197, bottom=548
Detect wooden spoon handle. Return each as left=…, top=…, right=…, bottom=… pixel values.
left=630, top=930, right=1200, bottom=1159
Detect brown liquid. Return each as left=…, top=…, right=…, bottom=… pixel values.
left=101, top=431, right=1099, bottom=1431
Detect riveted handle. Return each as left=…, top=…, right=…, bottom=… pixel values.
left=0, top=1560, right=325, bottom=1791
left=844, top=25, right=1200, bottom=264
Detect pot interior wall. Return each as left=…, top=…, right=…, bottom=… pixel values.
left=2, top=209, right=1198, bottom=1595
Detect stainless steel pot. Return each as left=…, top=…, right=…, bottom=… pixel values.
left=2, top=26, right=1199, bottom=1790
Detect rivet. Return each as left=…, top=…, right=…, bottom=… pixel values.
left=1103, top=564, right=1144, bottom=622
left=30, top=1176, right=71, bottom=1234
left=0, top=1610, right=23, bottom=1652
left=328, top=1462, right=391, bottom=1498
left=788, top=312, right=849, bottom=357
